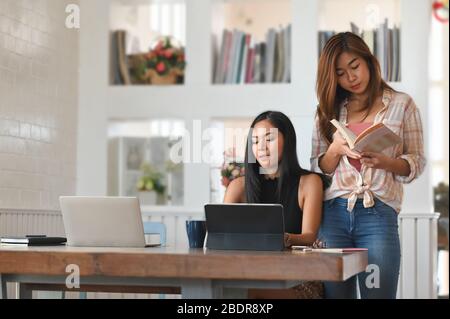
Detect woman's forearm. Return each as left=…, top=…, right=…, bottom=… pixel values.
left=386, top=157, right=411, bottom=176
left=318, top=145, right=341, bottom=174
left=288, top=233, right=317, bottom=246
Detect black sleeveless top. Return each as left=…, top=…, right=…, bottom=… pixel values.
left=260, top=177, right=303, bottom=234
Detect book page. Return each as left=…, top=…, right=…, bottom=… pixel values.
left=330, top=119, right=357, bottom=148
left=354, top=125, right=402, bottom=153
left=355, top=122, right=385, bottom=143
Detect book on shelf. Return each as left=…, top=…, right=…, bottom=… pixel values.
left=282, top=24, right=291, bottom=83
left=213, top=24, right=291, bottom=84
left=256, top=42, right=266, bottom=83
left=110, top=31, right=122, bottom=85
left=318, top=30, right=336, bottom=56
left=1, top=235, right=67, bottom=246
left=117, top=30, right=131, bottom=85
left=214, top=29, right=228, bottom=84
left=330, top=119, right=401, bottom=153
left=274, top=30, right=284, bottom=83
left=350, top=22, right=361, bottom=36
left=265, top=28, right=276, bottom=83
left=111, top=30, right=131, bottom=85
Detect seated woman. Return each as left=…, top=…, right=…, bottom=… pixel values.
left=224, top=110, right=327, bottom=299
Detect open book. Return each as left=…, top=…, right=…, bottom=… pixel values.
left=331, top=119, right=401, bottom=153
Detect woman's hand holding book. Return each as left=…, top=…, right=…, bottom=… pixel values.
left=360, top=151, right=392, bottom=170
left=330, top=131, right=362, bottom=160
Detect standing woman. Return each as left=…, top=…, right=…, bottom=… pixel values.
left=311, top=32, right=426, bottom=299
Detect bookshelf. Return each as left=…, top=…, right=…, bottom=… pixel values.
left=80, top=0, right=432, bottom=214
left=109, top=0, right=187, bottom=85
left=318, top=0, right=402, bottom=82
left=211, top=0, right=292, bottom=84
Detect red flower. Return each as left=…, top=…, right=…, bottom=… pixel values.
left=221, top=176, right=230, bottom=188
left=155, top=41, right=164, bottom=51
left=164, top=49, right=174, bottom=59
left=156, top=62, right=166, bottom=73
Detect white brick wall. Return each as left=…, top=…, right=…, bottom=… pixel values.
left=0, top=0, right=79, bottom=210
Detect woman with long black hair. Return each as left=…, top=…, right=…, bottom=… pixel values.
left=224, top=110, right=326, bottom=298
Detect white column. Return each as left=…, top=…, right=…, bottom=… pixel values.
left=77, top=0, right=109, bottom=196
left=185, top=0, right=211, bottom=86
left=396, top=0, right=437, bottom=299
left=443, top=23, right=449, bottom=183
left=292, top=0, right=318, bottom=110
left=183, top=117, right=211, bottom=208
left=400, top=0, right=433, bottom=214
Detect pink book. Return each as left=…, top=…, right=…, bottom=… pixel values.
left=313, top=248, right=368, bottom=253
left=222, top=30, right=232, bottom=83
left=292, top=246, right=368, bottom=253
left=245, top=48, right=255, bottom=83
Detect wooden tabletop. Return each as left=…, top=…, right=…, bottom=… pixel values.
left=0, top=246, right=368, bottom=282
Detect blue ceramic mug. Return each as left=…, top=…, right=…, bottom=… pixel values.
left=185, top=220, right=206, bottom=248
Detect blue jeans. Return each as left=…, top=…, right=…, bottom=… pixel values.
left=319, top=197, right=401, bottom=299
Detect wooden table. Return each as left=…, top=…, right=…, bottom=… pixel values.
left=0, top=246, right=368, bottom=299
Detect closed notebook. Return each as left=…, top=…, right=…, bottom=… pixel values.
left=1, top=236, right=67, bottom=246
left=331, top=119, right=401, bottom=153
left=311, top=248, right=368, bottom=253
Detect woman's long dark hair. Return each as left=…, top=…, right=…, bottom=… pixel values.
left=244, top=111, right=318, bottom=206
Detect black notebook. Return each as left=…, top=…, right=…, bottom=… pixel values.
left=1, top=235, right=67, bottom=246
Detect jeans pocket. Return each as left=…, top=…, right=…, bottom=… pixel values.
left=371, top=202, right=397, bottom=220
left=324, top=198, right=335, bottom=210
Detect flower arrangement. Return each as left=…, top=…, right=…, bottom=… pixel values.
left=220, top=149, right=245, bottom=188
left=136, top=163, right=165, bottom=195
left=133, top=36, right=186, bottom=84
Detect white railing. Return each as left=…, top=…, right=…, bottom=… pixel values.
left=398, top=213, right=440, bottom=299
left=0, top=208, right=65, bottom=237
left=0, top=208, right=65, bottom=299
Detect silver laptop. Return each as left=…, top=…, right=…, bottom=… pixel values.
left=60, top=196, right=146, bottom=248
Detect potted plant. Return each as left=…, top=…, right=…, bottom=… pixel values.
left=132, top=36, right=186, bottom=85
left=136, top=163, right=166, bottom=205
left=220, top=149, right=245, bottom=188
left=434, top=182, right=449, bottom=250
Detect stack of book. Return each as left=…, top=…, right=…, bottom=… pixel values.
left=318, top=19, right=401, bottom=82
left=213, top=24, right=291, bottom=84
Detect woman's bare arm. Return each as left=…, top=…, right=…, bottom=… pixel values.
left=223, top=177, right=246, bottom=203
left=285, top=174, right=323, bottom=246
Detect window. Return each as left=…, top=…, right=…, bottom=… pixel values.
left=428, top=16, right=449, bottom=187
left=107, top=119, right=185, bottom=205
left=208, top=118, right=252, bottom=203
left=110, top=0, right=186, bottom=54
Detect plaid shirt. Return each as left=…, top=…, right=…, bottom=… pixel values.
left=311, top=89, right=426, bottom=213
